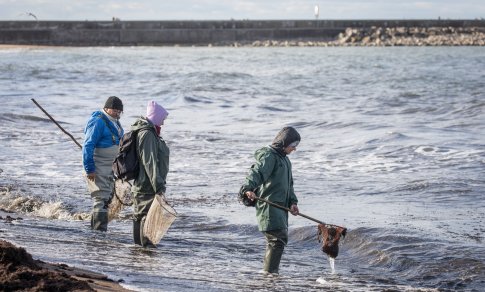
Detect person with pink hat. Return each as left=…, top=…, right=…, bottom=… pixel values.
left=129, top=100, right=170, bottom=247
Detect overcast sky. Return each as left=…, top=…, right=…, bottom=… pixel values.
left=1, top=0, right=484, bottom=21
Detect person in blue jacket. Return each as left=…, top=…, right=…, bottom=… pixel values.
left=82, top=96, right=124, bottom=231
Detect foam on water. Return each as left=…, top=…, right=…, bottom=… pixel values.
left=0, top=184, right=89, bottom=220
left=315, top=276, right=328, bottom=284
left=328, top=257, right=336, bottom=274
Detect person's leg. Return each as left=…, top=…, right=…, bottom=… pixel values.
left=133, top=193, right=155, bottom=246
left=88, top=175, right=113, bottom=231
left=262, top=229, right=288, bottom=274
left=132, top=219, right=142, bottom=245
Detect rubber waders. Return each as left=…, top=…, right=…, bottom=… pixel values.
left=133, top=219, right=142, bottom=245
left=263, top=230, right=288, bottom=274
left=263, top=247, right=284, bottom=274
left=140, top=216, right=156, bottom=248
left=91, top=212, right=108, bottom=231
left=133, top=217, right=156, bottom=247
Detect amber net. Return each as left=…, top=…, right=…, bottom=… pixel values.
left=317, top=224, right=347, bottom=258
left=108, top=179, right=133, bottom=221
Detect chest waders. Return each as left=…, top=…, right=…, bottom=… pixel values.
left=87, top=146, right=118, bottom=231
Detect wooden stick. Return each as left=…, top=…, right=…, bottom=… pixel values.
left=255, top=196, right=345, bottom=229
left=31, top=98, right=82, bottom=149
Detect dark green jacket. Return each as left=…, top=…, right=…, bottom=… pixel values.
left=242, top=146, right=298, bottom=231
left=131, top=117, right=170, bottom=195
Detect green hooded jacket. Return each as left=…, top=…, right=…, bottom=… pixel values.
left=242, top=146, right=298, bottom=231
left=131, top=117, right=169, bottom=195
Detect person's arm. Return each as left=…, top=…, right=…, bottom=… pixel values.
left=138, top=130, right=166, bottom=193
left=82, top=117, right=103, bottom=179
left=289, top=174, right=299, bottom=215
left=242, top=151, right=276, bottom=200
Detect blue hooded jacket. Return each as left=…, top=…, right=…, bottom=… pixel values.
left=82, top=110, right=123, bottom=174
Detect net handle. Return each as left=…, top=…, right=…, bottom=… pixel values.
left=254, top=196, right=345, bottom=230
left=156, top=194, right=177, bottom=217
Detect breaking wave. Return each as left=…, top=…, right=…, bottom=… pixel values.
left=0, top=185, right=89, bottom=220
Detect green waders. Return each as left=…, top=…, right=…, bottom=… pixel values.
left=132, top=192, right=156, bottom=247
left=86, top=147, right=117, bottom=232
left=263, top=229, right=288, bottom=274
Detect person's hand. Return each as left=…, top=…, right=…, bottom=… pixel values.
left=290, top=204, right=299, bottom=216
left=245, top=191, right=256, bottom=201
left=86, top=172, right=96, bottom=181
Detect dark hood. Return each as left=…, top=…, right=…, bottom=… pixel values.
left=270, top=126, right=301, bottom=156
left=131, top=116, right=155, bottom=132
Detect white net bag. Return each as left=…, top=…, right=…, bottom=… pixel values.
left=142, top=193, right=177, bottom=245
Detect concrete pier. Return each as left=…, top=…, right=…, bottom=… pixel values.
left=0, top=19, right=484, bottom=46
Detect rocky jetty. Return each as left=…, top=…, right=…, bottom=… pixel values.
left=334, top=26, right=485, bottom=46
left=247, top=26, right=485, bottom=47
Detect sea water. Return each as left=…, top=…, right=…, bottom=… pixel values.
left=0, top=46, right=484, bottom=291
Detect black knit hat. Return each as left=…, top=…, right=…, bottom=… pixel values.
left=104, top=96, right=123, bottom=111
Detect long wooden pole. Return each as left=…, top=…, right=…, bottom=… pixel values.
left=31, top=98, right=82, bottom=149
left=255, top=196, right=345, bottom=229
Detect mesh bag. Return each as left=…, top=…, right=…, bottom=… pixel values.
left=142, top=194, right=177, bottom=245
left=317, top=224, right=347, bottom=258
left=108, top=179, right=133, bottom=222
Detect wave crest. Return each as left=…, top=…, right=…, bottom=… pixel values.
left=0, top=184, right=89, bottom=220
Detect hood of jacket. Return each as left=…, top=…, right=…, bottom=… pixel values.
left=131, top=116, right=155, bottom=132
left=270, top=126, right=301, bottom=156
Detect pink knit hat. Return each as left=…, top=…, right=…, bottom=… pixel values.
left=146, top=100, right=169, bottom=126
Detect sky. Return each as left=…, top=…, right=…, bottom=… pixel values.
left=1, top=0, right=484, bottom=21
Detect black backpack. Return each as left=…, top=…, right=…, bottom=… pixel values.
left=112, top=128, right=151, bottom=181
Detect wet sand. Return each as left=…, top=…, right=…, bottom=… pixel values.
left=0, top=213, right=131, bottom=292
left=38, top=260, right=132, bottom=292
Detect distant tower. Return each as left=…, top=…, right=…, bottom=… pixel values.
left=314, top=5, right=319, bottom=20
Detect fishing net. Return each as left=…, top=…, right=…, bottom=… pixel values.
left=317, top=224, right=347, bottom=258
left=108, top=179, right=133, bottom=222
left=142, top=194, right=177, bottom=245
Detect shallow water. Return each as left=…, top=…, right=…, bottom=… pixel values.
left=0, top=46, right=484, bottom=291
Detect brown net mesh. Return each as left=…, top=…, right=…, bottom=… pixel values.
left=317, top=224, right=347, bottom=258
left=108, top=179, right=133, bottom=222
left=142, top=194, right=177, bottom=245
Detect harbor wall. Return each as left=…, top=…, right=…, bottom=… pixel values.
left=0, top=19, right=484, bottom=46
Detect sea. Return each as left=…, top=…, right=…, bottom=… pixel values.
left=0, top=46, right=484, bottom=291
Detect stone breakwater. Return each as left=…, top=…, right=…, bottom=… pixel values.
left=241, top=27, right=485, bottom=47
left=1, top=20, right=484, bottom=46
left=333, top=26, right=485, bottom=46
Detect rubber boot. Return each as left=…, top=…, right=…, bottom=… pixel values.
left=133, top=219, right=142, bottom=245
left=262, top=230, right=287, bottom=274
left=140, top=216, right=156, bottom=248
left=263, top=245, right=284, bottom=274
left=91, top=212, right=108, bottom=231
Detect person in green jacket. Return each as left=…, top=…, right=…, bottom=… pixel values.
left=131, top=100, right=169, bottom=247
left=241, top=126, right=301, bottom=275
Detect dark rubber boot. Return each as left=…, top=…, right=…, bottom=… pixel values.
left=262, top=230, right=287, bottom=274
left=91, top=212, right=108, bottom=231
left=263, top=245, right=284, bottom=274
left=133, top=219, right=142, bottom=245
left=140, top=217, right=156, bottom=248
